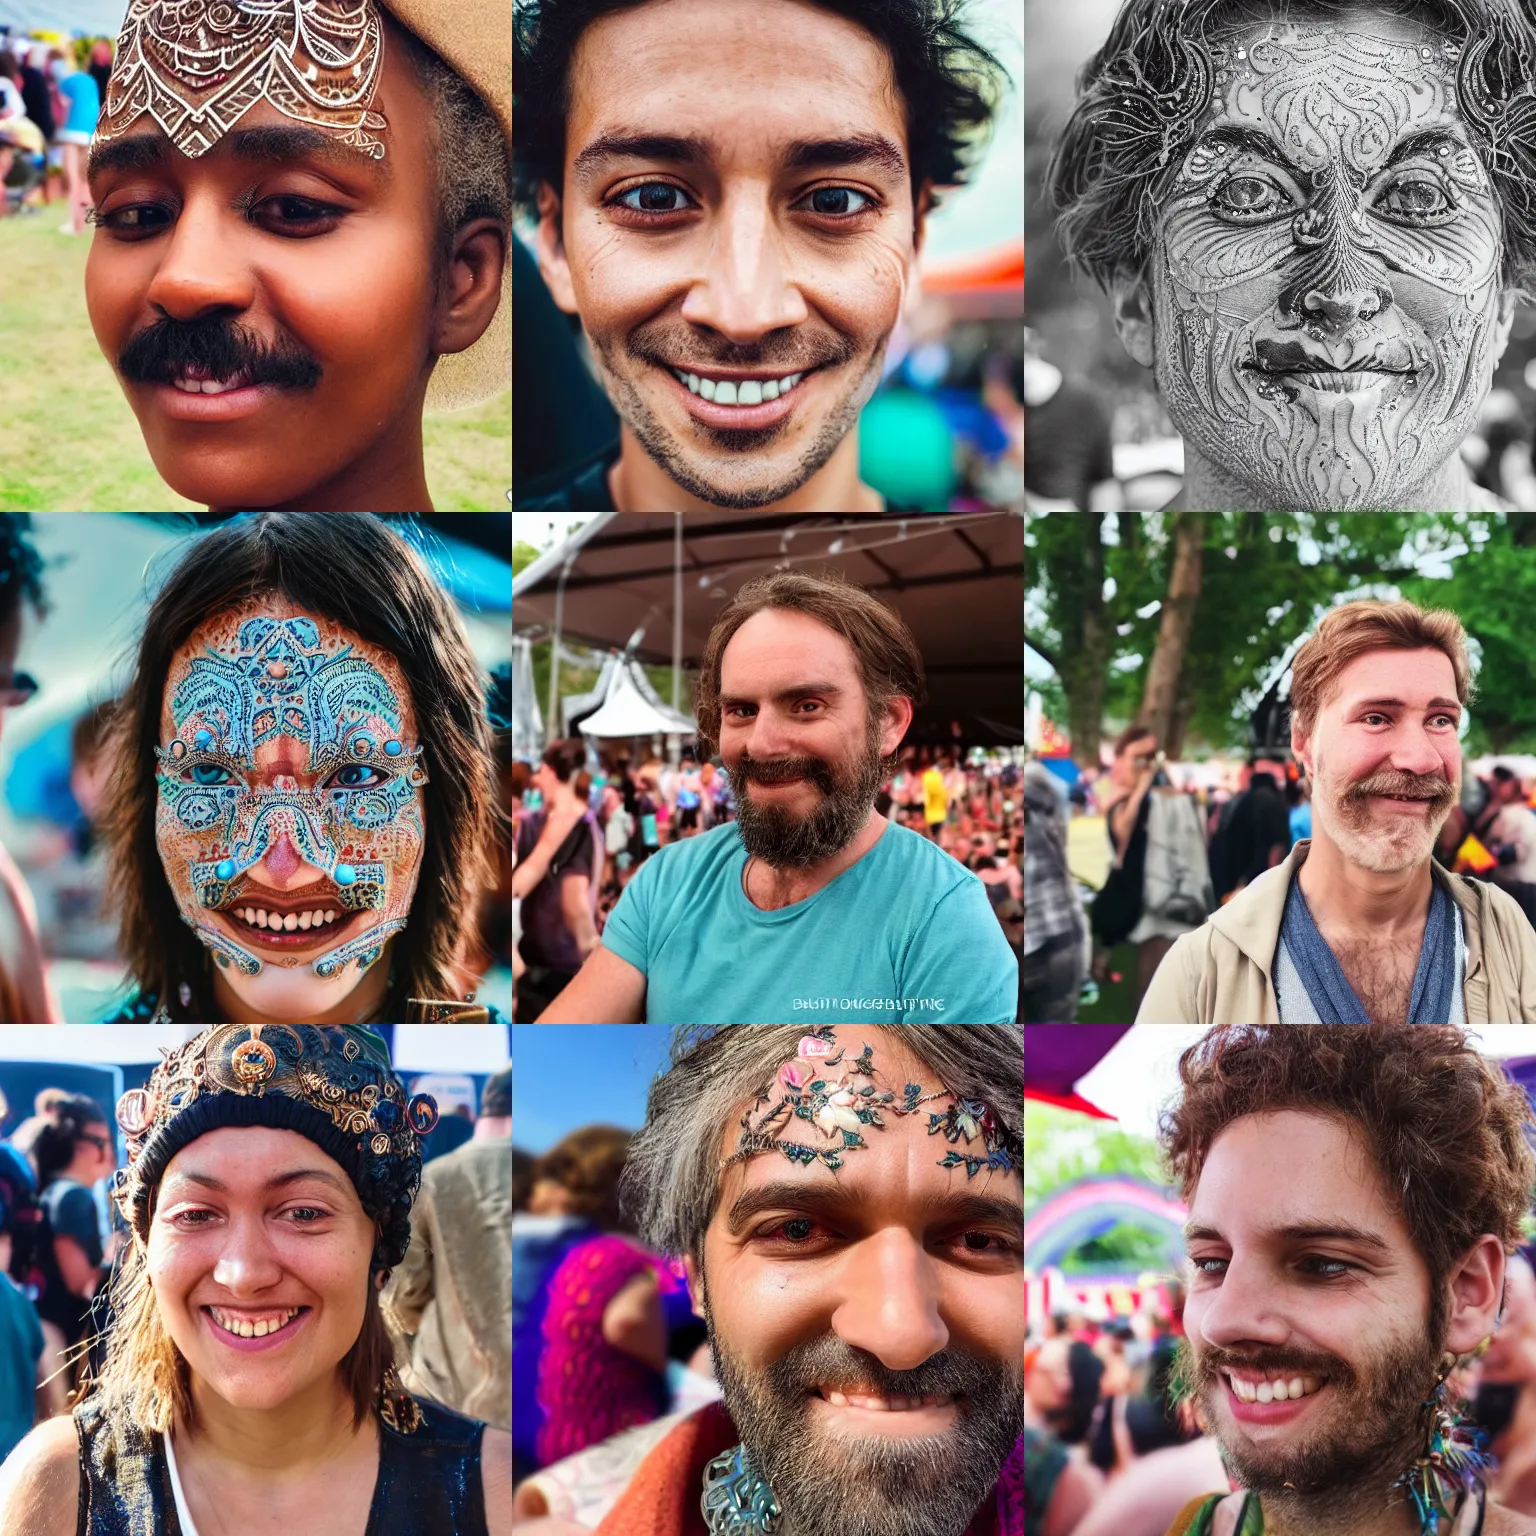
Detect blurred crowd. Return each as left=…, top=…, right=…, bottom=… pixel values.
left=511, top=738, right=1024, bottom=1021
left=1024, top=721, right=1536, bottom=1023
left=1026, top=1253, right=1536, bottom=1535
left=0, top=32, right=110, bottom=234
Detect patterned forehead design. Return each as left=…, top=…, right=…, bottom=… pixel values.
left=96, top=0, right=390, bottom=162
left=722, top=1028, right=1021, bottom=1178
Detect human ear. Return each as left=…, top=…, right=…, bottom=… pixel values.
left=1491, top=289, right=1520, bottom=370
left=434, top=217, right=508, bottom=357
left=1442, top=1235, right=1505, bottom=1357
left=1110, top=273, right=1156, bottom=369
left=682, top=1254, right=707, bottom=1321
left=535, top=181, right=579, bottom=315
left=1290, top=722, right=1313, bottom=781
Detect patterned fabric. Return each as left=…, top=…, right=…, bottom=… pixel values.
left=1023, top=762, right=1083, bottom=956
left=75, top=1391, right=487, bottom=1536
left=99, top=988, right=505, bottom=1025
left=536, top=1234, right=676, bottom=1468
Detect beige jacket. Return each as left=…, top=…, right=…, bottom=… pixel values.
left=384, top=1136, right=511, bottom=1429
left=1136, top=839, right=1536, bottom=1024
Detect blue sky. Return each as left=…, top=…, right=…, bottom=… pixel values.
left=512, top=1025, right=675, bottom=1153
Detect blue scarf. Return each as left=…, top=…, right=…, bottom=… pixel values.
left=1280, top=873, right=1456, bottom=1024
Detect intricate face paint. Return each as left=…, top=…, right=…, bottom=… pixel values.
left=155, top=606, right=427, bottom=989
left=96, top=0, right=389, bottom=161
left=1153, top=21, right=1507, bottom=509
left=723, top=1028, right=1021, bottom=1178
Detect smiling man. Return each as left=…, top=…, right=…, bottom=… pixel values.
left=1139, top=599, right=1536, bottom=1023
left=577, top=1023, right=1023, bottom=1536
left=84, top=0, right=511, bottom=512
left=512, top=0, right=1007, bottom=512
left=1160, top=1023, right=1536, bottom=1536
left=533, top=569, right=1018, bottom=1023
left=1047, top=0, right=1536, bottom=512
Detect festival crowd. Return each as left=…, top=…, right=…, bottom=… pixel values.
left=0, top=33, right=109, bottom=231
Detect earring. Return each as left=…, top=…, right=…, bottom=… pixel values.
left=378, top=1361, right=422, bottom=1435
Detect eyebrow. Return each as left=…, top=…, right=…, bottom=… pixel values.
left=571, top=130, right=907, bottom=186
left=1184, top=1221, right=1389, bottom=1252
left=89, top=124, right=391, bottom=183
left=1198, top=124, right=1470, bottom=178
left=164, top=1168, right=353, bottom=1197
left=719, top=682, right=845, bottom=709
left=725, top=1180, right=1023, bottom=1237
left=1351, top=697, right=1462, bottom=715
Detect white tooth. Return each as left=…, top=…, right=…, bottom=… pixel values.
left=1270, top=1379, right=1289, bottom=1401
left=1289, top=1376, right=1305, bottom=1399
left=173, top=378, right=199, bottom=394
left=238, top=1321, right=254, bottom=1338
left=699, top=377, right=717, bottom=401
left=687, top=373, right=700, bottom=394
left=783, top=372, right=802, bottom=390
left=253, top=1320, right=270, bottom=1338
left=1256, top=1382, right=1274, bottom=1404
left=826, top=1389, right=848, bottom=1406
left=282, top=913, right=298, bottom=932
left=760, top=379, right=780, bottom=401
left=714, top=380, right=738, bottom=405
left=737, top=380, right=763, bottom=406
left=324, top=908, right=337, bottom=923
left=254, top=910, right=268, bottom=929
left=297, top=911, right=313, bottom=930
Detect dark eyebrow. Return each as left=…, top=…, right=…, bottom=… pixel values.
left=1353, top=697, right=1461, bottom=715
left=89, top=124, right=390, bottom=183
left=571, top=130, right=907, bottom=186
left=1184, top=1220, right=1389, bottom=1252
left=719, top=682, right=845, bottom=709
left=1197, top=125, right=1301, bottom=174
left=1382, top=128, right=1469, bottom=171
left=725, top=1180, right=1023, bottom=1237
left=164, top=1168, right=353, bottom=1197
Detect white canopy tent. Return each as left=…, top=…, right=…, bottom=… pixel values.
left=0, top=2, right=124, bottom=33
left=511, top=634, right=544, bottom=762
left=573, top=652, right=694, bottom=741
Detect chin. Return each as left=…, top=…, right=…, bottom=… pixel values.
left=218, top=966, right=370, bottom=1022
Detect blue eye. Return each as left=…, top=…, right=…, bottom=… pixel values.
left=797, top=187, right=875, bottom=218
left=189, top=763, right=234, bottom=786
left=329, top=764, right=387, bottom=789
left=614, top=183, right=695, bottom=215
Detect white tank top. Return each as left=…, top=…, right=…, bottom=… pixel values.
left=164, top=1432, right=205, bottom=1536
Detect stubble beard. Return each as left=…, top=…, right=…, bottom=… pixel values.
left=702, top=1298, right=1024, bottom=1536
left=1311, top=749, right=1455, bottom=875
left=729, top=713, right=891, bottom=868
left=1182, top=1302, right=1448, bottom=1529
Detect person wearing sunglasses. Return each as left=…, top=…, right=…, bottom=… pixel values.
left=0, top=515, right=61, bottom=1024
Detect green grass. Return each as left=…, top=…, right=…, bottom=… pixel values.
left=0, top=209, right=511, bottom=510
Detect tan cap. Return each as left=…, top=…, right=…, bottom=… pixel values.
left=382, top=0, right=511, bottom=412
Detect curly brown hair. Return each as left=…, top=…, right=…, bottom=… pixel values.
left=535, top=1124, right=634, bottom=1231
left=1160, top=1026, right=1535, bottom=1294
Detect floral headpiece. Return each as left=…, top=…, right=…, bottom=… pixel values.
left=722, top=1029, right=1021, bottom=1178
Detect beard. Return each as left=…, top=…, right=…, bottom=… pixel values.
left=1311, top=750, right=1456, bottom=875
left=1180, top=1301, right=1447, bottom=1510
left=703, top=1311, right=1024, bottom=1536
left=728, top=714, right=891, bottom=869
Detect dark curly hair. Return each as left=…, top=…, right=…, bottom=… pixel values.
left=1160, top=1026, right=1536, bottom=1300
left=1047, top=0, right=1536, bottom=292
left=513, top=0, right=1010, bottom=225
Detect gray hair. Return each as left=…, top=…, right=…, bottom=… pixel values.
left=620, top=1025, right=1023, bottom=1263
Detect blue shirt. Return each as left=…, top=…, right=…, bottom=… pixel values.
left=0, top=1272, right=41, bottom=1462
left=602, top=819, right=1018, bottom=1022
left=59, top=71, right=99, bottom=136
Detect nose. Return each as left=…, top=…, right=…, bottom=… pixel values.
left=1298, top=284, right=1392, bottom=330
left=829, top=1229, right=948, bottom=1371
left=1195, top=1258, right=1292, bottom=1357
left=678, top=189, right=809, bottom=341
left=1387, top=732, right=1448, bottom=779
left=212, top=1219, right=285, bottom=1295
left=143, top=195, right=257, bottom=323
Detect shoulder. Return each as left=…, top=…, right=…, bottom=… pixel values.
left=480, top=1425, right=511, bottom=1536
left=1485, top=1502, right=1536, bottom=1536
left=0, top=1413, right=81, bottom=1536
left=638, top=822, right=742, bottom=883
left=884, top=822, right=975, bottom=886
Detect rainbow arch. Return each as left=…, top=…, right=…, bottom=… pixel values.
left=1025, top=1176, right=1189, bottom=1272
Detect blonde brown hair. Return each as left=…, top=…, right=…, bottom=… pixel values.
left=84, top=1218, right=395, bottom=1434
left=692, top=569, right=927, bottom=761
left=1288, top=600, right=1474, bottom=740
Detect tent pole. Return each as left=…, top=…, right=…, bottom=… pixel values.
left=548, top=551, right=573, bottom=748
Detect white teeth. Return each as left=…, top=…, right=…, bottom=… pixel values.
left=255, top=910, right=268, bottom=929
left=672, top=367, right=806, bottom=405
left=687, top=372, right=700, bottom=394
left=1255, top=1382, right=1274, bottom=1403
left=324, top=908, right=337, bottom=922
left=714, top=380, right=739, bottom=405
left=297, top=911, right=313, bottom=930
left=209, top=1306, right=299, bottom=1339
left=699, top=377, right=717, bottom=401
left=237, top=907, right=340, bottom=932
left=1228, top=1371, right=1323, bottom=1405
left=282, top=912, right=298, bottom=931
left=1289, top=1376, right=1304, bottom=1400
left=171, top=374, right=247, bottom=395
left=761, top=378, right=780, bottom=401
left=736, top=380, right=762, bottom=406
left=821, top=1388, right=952, bottom=1411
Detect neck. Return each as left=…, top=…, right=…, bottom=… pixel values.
left=1237, top=1483, right=1466, bottom=1536
left=181, top=1367, right=370, bottom=1475
left=209, top=941, right=394, bottom=1025
left=1166, top=445, right=1489, bottom=514
left=473, top=1116, right=511, bottom=1141
left=743, top=808, right=886, bottom=911
left=213, top=398, right=433, bottom=512
left=1295, top=831, right=1435, bottom=937
left=608, top=424, right=884, bottom=511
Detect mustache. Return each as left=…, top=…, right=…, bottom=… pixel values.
left=1348, top=769, right=1455, bottom=805
left=1196, top=1344, right=1353, bottom=1385
left=733, top=752, right=836, bottom=790
left=766, top=1335, right=1014, bottom=1403
left=119, top=316, right=323, bottom=390
left=1248, top=337, right=1421, bottom=375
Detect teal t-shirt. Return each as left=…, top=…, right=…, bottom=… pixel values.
left=602, top=819, right=1018, bottom=1023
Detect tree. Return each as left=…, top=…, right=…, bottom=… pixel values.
left=1136, top=514, right=1203, bottom=755
left=1023, top=1102, right=1169, bottom=1211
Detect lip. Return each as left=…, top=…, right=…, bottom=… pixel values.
left=148, top=379, right=289, bottom=424
left=750, top=775, right=809, bottom=790
left=658, top=362, right=818, bottom=430
left=1367, top=794, right=1435, bottom=813
left=808, top=1388, right=962, bottom=1434
left=215, top=905, right=364, bottom=953
left=1223, top=1372, right=1328, bottom=1425
left=202, top=1305, right=311, bottom=1354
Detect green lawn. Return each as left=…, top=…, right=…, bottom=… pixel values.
left=0, top=210, right=511, bottom=510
